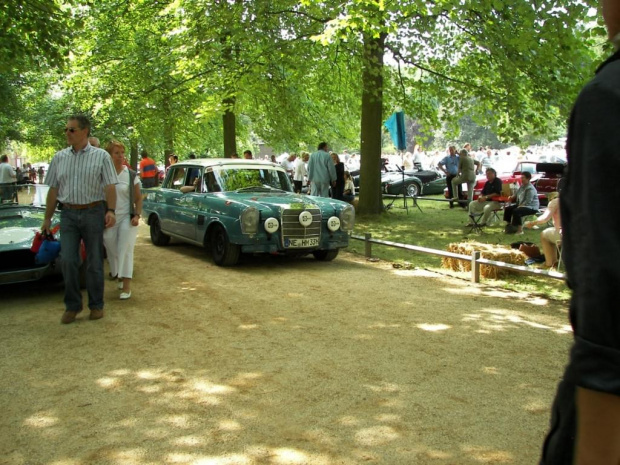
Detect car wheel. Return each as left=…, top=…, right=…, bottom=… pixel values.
left=150, top=217, right=170, bottom=246
left=312, top=249, right=339, bottom=261
left=211, top=225, right=240, bottom=266
left=407, top=182, right=421, bottom=197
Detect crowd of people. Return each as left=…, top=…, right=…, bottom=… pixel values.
left=393, top=142, right=566, bottom=176
left=221, top=142, right=356, bottom=203
left=0, top=157, right=47, bottom=202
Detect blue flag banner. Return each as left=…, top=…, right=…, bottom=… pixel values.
left=384, top=111, right=406, bottom=151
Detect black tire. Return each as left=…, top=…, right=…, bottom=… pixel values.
left=406, top=182, right=421, bottom=197
left=312, top=249, right=339, bottom=261
left=150, top=216, right=170, bottom=246
left=211, top=225, right=240, bottom=266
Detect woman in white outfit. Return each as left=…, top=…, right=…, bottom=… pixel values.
left=103, top=140, right=142, bottom=300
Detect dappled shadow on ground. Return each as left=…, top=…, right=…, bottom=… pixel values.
left=5, top=363, right=530, bottom=464
left=0, top=230, right=568, bottom=464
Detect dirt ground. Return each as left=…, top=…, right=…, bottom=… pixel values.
left=0, top=222, right=573, bottom=465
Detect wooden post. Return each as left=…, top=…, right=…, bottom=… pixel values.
left=365, top=233, right=372, bottom=258
left=471, top=251, right=481, bottom=283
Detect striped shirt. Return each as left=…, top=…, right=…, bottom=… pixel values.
left=45, top=143, right=117, bottom=204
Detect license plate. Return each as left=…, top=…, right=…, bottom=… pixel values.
left=284, top=237, right=319, bottom=248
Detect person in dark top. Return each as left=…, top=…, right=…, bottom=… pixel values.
left=467, top=167, right=503, bottom=226
left=330, top=152, right=345, bottom=200
left=539, top=2, right=620, bottom=463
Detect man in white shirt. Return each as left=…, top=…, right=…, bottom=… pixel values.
left=0, top=155, right=17, bottom=202
left=293, top=152, right=309, bottom=193
left=281, top=153, right=297, bottom=175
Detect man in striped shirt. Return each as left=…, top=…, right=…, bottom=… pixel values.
left=42, top=115, right=118, bottom=324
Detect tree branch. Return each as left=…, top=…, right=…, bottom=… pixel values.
left=385, top=42, right=501, bottom=96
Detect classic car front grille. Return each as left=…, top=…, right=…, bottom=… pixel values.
left=281, top=208, right=322, bottom=245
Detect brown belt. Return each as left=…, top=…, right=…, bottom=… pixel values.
left=62, top=201, right=103, bottom=210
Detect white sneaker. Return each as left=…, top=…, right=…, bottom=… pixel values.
left=118, top=282, right=123, bottom=290
left=120, top=291, right=132, bottom=300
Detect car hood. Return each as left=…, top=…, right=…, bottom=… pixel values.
left=0, top=207, right=49, bottom=252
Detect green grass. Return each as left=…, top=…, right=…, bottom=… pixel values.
left=348, top=195, right=570, bottom=302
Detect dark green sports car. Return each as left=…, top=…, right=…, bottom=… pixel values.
left=382, top=168, right=446, bottom=197
left=0, top=200, right=62, bottom=285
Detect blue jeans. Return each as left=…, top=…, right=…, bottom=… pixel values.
left=60, top=203, right=106, bottom=311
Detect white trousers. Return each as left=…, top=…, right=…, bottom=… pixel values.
left=103, top=215, right=138, bottom=279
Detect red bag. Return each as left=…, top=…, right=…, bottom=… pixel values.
left=31, top=225, right=60, bottom=253
left=519, top=243, right=542, bottom=258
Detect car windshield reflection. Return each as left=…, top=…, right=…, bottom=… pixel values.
left=213, top=168, right=292, bottom=192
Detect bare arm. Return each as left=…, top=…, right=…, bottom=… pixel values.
left=104, top=184, right=117, bottom=228
left=131, top=182, right=143, bottom=226
left=525, top=203, right=553, bottom=227
left=41, top=187, right=58, bottom=234
left=575, top=387, right=620, bottom=464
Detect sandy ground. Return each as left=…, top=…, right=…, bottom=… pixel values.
left=0, top=222, right=573, bottom=465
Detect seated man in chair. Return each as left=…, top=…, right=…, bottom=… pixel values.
left=467, top=168, right=503, bottom=227
left=524, top=192, right=561, bottom=268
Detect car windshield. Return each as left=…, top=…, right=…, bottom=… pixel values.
left=518, top=164, right=537, bottom=174
left=212, top=168, right=293, bottom=192
left=0, top=184, right=49, bottom=207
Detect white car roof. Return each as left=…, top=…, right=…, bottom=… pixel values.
left=173, top=158, right=284, bottom=171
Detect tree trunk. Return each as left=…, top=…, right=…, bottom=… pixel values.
left=162, top=94, right=175, bottom=167
left=358, top=31, right=386, bottom=215
left=129, top=138, right=138, bottom=170
left=223, top=96, right=237, bottom=157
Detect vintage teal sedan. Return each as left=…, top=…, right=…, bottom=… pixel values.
left=142, top=159, right=355, bottom=266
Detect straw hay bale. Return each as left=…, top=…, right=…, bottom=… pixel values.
left=442, top=241, right=526, bottom=279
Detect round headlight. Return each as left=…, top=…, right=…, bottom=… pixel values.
left=327, top=216, right=341, bottom=232
left=264, top=217, right=279, bottom=234
left=299, top=211, right=313, bottom=227
left=240, top=207, right=260, bottom=234
left=339, top=205, right=355, bottom=232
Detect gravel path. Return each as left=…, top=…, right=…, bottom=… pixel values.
left=0, top=223, right=572, bottom=464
